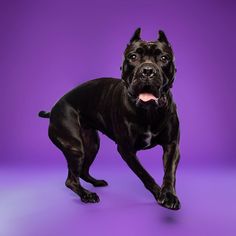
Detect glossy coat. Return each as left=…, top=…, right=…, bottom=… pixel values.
left=39, top=28, right=181, bottom=210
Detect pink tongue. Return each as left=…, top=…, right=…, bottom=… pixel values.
left=138, top=93, right=157, bottom=102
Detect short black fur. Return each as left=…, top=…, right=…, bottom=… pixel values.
left=39, top=28, right=181, bottom=210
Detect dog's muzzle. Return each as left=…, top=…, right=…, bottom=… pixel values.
left=125, top=62, right=169, bottom=108
left=132, top=63, right=162, bottom=104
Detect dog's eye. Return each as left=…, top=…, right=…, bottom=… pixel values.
left=129, top=54, right=137, bottom=60
left=160, top=55, right=169, bottom=63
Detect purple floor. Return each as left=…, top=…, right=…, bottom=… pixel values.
left=1, top=164, right=236, bottom=236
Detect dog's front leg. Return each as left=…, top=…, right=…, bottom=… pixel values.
left=158, top=143, right=181, bottom=210
left=117, top=145, right=160, bottom=201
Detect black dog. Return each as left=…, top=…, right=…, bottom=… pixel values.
left=39, top=28, right=181, bottom=210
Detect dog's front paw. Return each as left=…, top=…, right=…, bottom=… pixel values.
left=158, top=189, right=181, bottom=210
left=80, top=190, right=100, bottom=203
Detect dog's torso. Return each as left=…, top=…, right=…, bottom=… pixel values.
left=52, top=77, right=179, bottom=151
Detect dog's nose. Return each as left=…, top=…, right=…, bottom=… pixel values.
left=141, top=66, right=156, bottom=78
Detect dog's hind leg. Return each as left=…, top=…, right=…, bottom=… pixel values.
left=48, top=102, right=100, bottom=203
left=80, top=128, right=108, bottom=187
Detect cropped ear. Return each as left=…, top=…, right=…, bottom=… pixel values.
left=130, top=28, right=141, bottom=43
left=158, top=30, right=169, bottom=43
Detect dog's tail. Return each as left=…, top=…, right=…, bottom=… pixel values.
left=38, top=110, right=50, bottom=118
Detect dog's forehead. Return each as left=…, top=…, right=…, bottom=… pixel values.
left=125, top=40, right=172, bottom=55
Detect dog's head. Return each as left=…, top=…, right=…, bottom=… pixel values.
left=121, top=28, right=176, bottom=109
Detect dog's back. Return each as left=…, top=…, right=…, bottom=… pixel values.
left=62, top=77, right=121, bottom=112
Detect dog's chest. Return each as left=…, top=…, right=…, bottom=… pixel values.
left=125, top=121, right=159, bottom=149
left=139, top=125, right=159, bottom=149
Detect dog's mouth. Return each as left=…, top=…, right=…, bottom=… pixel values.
left=136, top=85, right=159, bottom=104
left=127, top=83, right=165, bottom=108
left=138, top=93, right=158, bottom=102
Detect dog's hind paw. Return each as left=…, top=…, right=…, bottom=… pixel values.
left=80, top=190, right=100, bottom=203
left=81, top=174, right=108, bottom=187
left=92, top=179, right=108, bottom=187
left=158, top=189, right=181, bottom=210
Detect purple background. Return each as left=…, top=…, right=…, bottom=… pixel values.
left=1, top=1, right=236, bottom=236
left=1, top=0, right=236, bottom=167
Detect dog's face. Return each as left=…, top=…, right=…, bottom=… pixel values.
left=121, top=28, right=176, bottom=109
